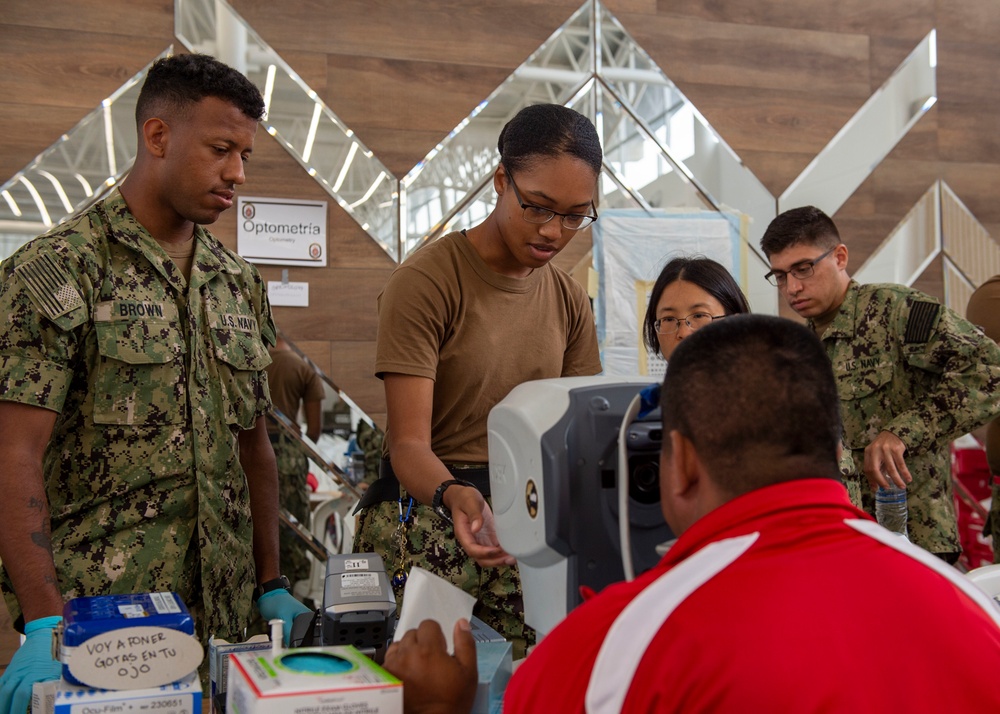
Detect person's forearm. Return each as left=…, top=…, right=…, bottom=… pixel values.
left=388, top=439, right=455, bottom=506
left=241, top=417, right=281, bottom=583
left=0, top=453, right=63, bottom=621
left=304, top=400, right=322, bottom=443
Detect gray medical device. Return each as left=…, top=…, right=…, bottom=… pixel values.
left=290, top=552, right=397, bottom=661
left=488, top=376, right=673, bottom=637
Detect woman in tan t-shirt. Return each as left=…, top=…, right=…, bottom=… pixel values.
left=354, top=104, right=604, bottom=656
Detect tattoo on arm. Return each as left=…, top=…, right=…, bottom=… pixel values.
left=30, top=531, right=54, bottom=555
left=28, top=496, right=45, bottom=514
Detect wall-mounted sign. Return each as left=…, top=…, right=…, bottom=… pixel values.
left=268, top=280, right=310, bottom=307
left=238, top=196, right=327, bottom=267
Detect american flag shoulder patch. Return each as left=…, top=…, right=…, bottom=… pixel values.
left=904, top=300, right=940, bottom=344
left=15, top=253, right=85, bottom=320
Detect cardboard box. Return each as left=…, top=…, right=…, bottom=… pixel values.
left=53, top=672, right=201, bottom=714
left=209, top=634, right=272, bottom=713
left=227, top=646, right=401, bottom=714
left=31, top=680, right=57, bottom=714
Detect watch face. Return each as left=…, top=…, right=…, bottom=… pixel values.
left=434, top=505, right=452, bottom=523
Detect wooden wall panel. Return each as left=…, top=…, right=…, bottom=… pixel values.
left=3, top=0, right=1000, bottom=428
left=322, top=55, right=513, bottom=177
left=0, top=24, right=174, bottom=179
left=651, top=0, right=934, bottom=38
left=231, top=0, right=582, bottom=65
left=615, top=12, right=873, bottom=95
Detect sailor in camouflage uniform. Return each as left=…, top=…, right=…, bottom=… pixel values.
left=0, top=54, right=310, bottom=708
left=761, top=206, right=1000, bottom=561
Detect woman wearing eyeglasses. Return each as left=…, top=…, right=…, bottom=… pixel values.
left=353, top=104, right=603, bottom=656
left=643, top=256, right=751, bottom=360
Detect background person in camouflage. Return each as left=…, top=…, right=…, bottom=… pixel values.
left=760, top=206, right=1000, bottom=561
left=0, top=54, right=310, bottom=711
left=266, top=333, right=325, bottom=590
left=966, top=274, right=1000, bottom=561
left=354, top=104, right=603, bottom=658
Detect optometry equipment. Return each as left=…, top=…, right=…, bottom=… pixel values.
left=488, top=376, right=674, bottom=637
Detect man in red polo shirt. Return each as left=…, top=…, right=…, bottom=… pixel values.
left=384, top=315, right=1000, bottom=713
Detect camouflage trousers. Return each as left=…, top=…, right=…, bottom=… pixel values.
left=353, top=491, right=535, bottom=659
left=273, top=435, right=312, bottom=587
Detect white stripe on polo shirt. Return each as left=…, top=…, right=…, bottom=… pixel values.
left=585, top=532, right=760, bottom=714
left=845, top=519, right=1000, bottom=628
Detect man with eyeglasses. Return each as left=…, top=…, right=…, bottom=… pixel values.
left=760, top=205, right=1000, bottom=562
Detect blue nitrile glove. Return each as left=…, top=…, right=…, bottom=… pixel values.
left=0, top=615, right=62, bottom=714
left=256, top=589, right=312, bottom=646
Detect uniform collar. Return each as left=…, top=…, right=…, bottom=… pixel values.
left=100, top=189, right=243, bottom=290
left=809, top=279, right=860, bottom=339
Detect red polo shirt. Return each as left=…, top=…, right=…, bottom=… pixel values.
left=505, top=479, right=1000, bottom=713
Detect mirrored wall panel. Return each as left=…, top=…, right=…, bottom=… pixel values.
left=780, top=30, right=937, bottom=216
left=854, top=183, right=941, bottom=287
left=595, top=5, right=775, bottom=253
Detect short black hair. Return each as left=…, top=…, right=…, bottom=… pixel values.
left=643, top=256, right=751, bottom=356
left=662, top=314, right=842, bottom=497
left=760, top=205, right=840, bottom=257
left=498, top=104, right=603, bottom=175
left=136, top=53, right=265, bottom=125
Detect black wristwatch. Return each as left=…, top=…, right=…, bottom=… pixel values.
left=253, top=575, right=291, bottom=602
left=431, top=479, right=477, bottom=523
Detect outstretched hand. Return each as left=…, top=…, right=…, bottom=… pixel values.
left=449, top=488, right=516, bottom=567
left=383, top=619, right=478, bottom=714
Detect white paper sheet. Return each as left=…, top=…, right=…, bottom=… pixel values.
left=393, top=567, right=476, bottom=654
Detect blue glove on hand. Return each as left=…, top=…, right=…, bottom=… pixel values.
left=256, top=590, right=312, bottom=646
left=0, top=616, right=62, bottom=714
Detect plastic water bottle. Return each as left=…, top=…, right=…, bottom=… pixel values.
left=875, top=484, right=909, bottom=538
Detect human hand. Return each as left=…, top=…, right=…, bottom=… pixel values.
left=383, top=619, right=478, bottom=714
left=863, top=431, right=912, bottom=490
left=450, top=489, right=515, bottom=568
left=0, top=616, right=62, bottom=714
left=255, top=589, right=312, bottom=646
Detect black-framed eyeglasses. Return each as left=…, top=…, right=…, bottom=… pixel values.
left=504, top=166, right=598, bottom=231
left=764, top=247, right=836, bottom=287
left=654, top=312, right=727, bottom=335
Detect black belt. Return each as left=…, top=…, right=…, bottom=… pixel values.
left=353, top=458, right=490, bottom=514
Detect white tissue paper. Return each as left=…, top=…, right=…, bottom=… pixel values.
left=393, top=566, right=476, bottom=654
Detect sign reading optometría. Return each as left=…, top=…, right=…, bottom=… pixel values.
left=237, top=196, right=327, bottom=267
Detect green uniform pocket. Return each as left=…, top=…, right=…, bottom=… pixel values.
left=210, top=324, right=271, bottom=428
left=92, top=317, right=186, bottom=426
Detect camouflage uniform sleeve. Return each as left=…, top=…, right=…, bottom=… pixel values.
left=0, top=244, right=89, bottom=411
left=249, top=264, right=276, bottom=415
left=249, top=263, right=277, bottom=349
left=884, top=296, right=1000, bottom=454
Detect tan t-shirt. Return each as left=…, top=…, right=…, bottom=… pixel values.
left=266, top=349, right=325, bottom=429
left=375, top=231, right=602, bottom=462
left=155, top=236, right=196, bottom=283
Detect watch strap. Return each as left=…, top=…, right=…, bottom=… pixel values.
left=431, top=478, right=477, bottom=523
left=253, top=575, right=291, bottom=602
